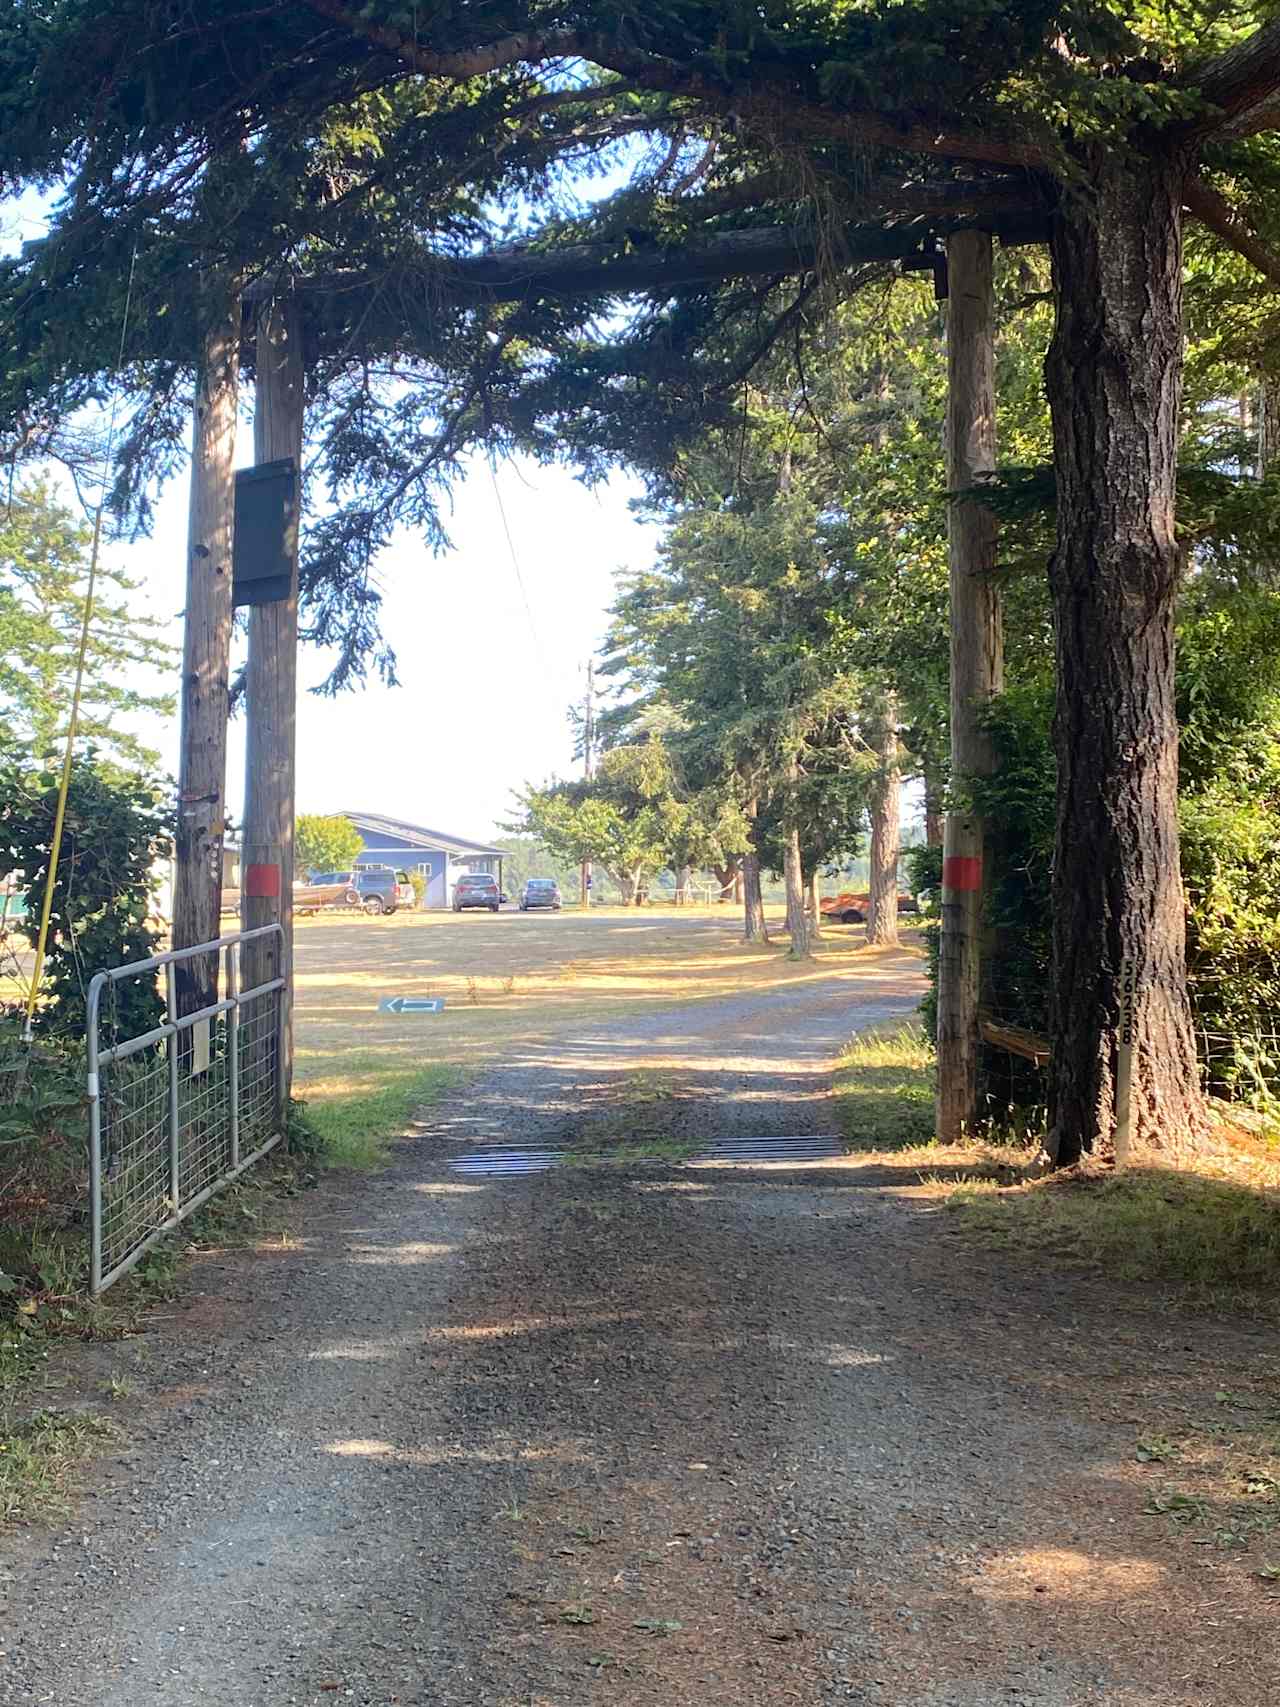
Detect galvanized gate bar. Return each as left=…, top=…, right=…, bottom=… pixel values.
left=87, top=924, right=286, bottom=1295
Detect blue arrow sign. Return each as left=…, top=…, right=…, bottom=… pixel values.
left=378, top=996, right=445, bottom=1015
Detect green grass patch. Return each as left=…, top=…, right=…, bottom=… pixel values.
left=833, top=1022, right=937, bottom=1150
left=0, top=1407, right=115, bottom=1524
left=297, top=1055, right=461, bottom=1169
left=563, top=1135, right=702, bottom=1167
left=948, top=1166, right=1280, bottom=1306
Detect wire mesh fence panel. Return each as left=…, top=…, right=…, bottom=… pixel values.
left=88, top=926, right=285, bottom=1293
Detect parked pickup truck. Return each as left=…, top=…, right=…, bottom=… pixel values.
left=818, top=890, right=919, bottom=924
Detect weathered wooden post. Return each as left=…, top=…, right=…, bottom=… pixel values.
left=936, top=231, right=1002, bottom=1141
left=173, top=277, right=240, bottom=1017
left=241, top=298, right=305, bottom=1119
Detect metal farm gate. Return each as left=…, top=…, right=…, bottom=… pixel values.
left=87, top=926, right=285, bottom=1294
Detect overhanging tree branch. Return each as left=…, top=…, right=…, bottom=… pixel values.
left=1184, top=21, right=1280, bottom=136
left=1184, top=174, right=1280, bottom=289
left=304, top=0, right=1045, bottom=169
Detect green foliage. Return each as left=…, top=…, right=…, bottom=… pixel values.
left=295, top=812, right=362, bottom=877
left=0, top=753, right=171, bottom=1038
left=0, top=1017, right=84, bottom=1153
left=491, top=835, right=582, bottom=898
left=834, top=1024, right=937, bottom=1151
left=0, top=479, right=176, bottom=771
left=512, top=739, right=738, bottom=902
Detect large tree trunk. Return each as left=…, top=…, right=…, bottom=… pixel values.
left=742, top=798, right=768, bottom=942
left=936, top=231, right=1003, bottom=1141
left=805, top=868, right=823, bottom=940
left=1260, top=374, right=1280, bottom=481
left=173, top=277, right=239, bottom=1017
left=924, top=762, right=945, bottom=851
left=1043, top=145, right=1203, bottom=1167
left=713, top=859, right=740, bottom=904
left=783, top=821, right=810, bottom=958
left=867, top=701, right=901, bottom=947
left=782, top=759, right=811, bottom=957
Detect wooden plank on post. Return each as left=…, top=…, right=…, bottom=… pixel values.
left=241, top=298, right=304, bottom=1125
left=936, top=230, right=1003, bottom=1142
left=173, top=274, right=239, bottom=1017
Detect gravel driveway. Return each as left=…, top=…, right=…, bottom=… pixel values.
left=4, top=944, right=1277, bottom=1706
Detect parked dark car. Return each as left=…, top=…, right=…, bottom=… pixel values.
left=453, top=872, right=501, bottom=913
left=519, top=878, right=562, bottom=911
left=309, top=868, right=402, bottom=915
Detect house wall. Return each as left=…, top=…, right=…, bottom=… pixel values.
left=350, top=840, right=446, bottom=910
left=345, top=824, right=501, bottom=909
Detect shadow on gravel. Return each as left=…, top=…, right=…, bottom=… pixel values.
left=283, top=1157, right=1280, bottom=1704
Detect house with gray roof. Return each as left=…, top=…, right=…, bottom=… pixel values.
left=341, top=811, right=504, bottom=909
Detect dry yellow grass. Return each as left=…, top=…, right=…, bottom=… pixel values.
left=292, top=907, right=913, bottom=1112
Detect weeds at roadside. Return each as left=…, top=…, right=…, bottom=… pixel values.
left=833, top=1024, right=937, bottom=1150
left=0, top=1409, right=115, bottom=1524
left=944, top=1166, right=1280, bottom=1308
left=297, top=1058, right=460, bottom=1169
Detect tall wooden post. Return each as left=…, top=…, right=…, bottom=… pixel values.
left=173, top=278, right=239, bottom=1016
left=936, top=231, right=1002, bottom=1142
left=242, top=299, right=304, bottom=1117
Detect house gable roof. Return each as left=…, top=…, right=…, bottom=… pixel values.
left=341, top=810, right=502, bottom=859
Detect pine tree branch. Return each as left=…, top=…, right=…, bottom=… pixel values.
left=1184, top=21, right=1280, bottom=136
left=1184, top=174, right=1280, bottom=289
left=244, top=209, right=1048, bottom=331
left=301, top=0, right=1042, bottom=169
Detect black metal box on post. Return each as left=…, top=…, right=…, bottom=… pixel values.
left=232, top=458, right=297, bottom=607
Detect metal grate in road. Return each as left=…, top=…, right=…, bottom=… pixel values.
left=448, top=1133, right=848, bottom=1178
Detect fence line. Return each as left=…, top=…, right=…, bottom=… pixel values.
left=87, top=925, right=285, bottom=1295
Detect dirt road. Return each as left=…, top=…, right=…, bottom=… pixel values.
left=4, top=929, right=1277, bottom=1705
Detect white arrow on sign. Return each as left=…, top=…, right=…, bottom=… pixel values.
left=378, top=996, right=445, bottom=1015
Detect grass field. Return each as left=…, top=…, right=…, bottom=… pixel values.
left=292, top=906, right=913, bottom=1155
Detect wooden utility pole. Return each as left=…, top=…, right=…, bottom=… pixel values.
left=580, top=658, right=595, bottom=910
left=936, top=231, right=1002, bottom=1142
left=173, top=277, right=240, bottom=1016
left=241, top=299, right=304, bottom=1112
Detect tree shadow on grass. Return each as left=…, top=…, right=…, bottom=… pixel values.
left=947, top=1163, right=1280, bottom=1310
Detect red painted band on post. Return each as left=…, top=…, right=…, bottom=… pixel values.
left=942, top=855, right=982, bottom=893
left=244, top=862, right=281, bottom=898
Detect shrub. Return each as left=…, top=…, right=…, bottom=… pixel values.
left=0, top=751, right=172, bottom=1039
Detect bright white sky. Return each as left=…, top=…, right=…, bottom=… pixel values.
left=112, top=452, right=658, bottom=844
left=6, top=186, right=663, bottom=847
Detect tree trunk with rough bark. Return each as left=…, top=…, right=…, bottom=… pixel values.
left=924, top=764, right=944, bottom=850
left=805, top=869, right=823, bottom=939
left=867, top=703, right=901, bottom=948
left=782, top=759, right=811, bottom=958
left=783, top=818, right=810, bottom=958
left=742, top=799, right=767, bottom=941
left=713, top=859, right=740, bottom=904
left=1043, top=145, right=1204, bottom=1167
left=173, top=278, right=239, bottom=1018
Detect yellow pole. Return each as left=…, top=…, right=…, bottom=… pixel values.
left=21, top=245, right=137, bottom=1044
left=21, top=503, right=105, bottom=1042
